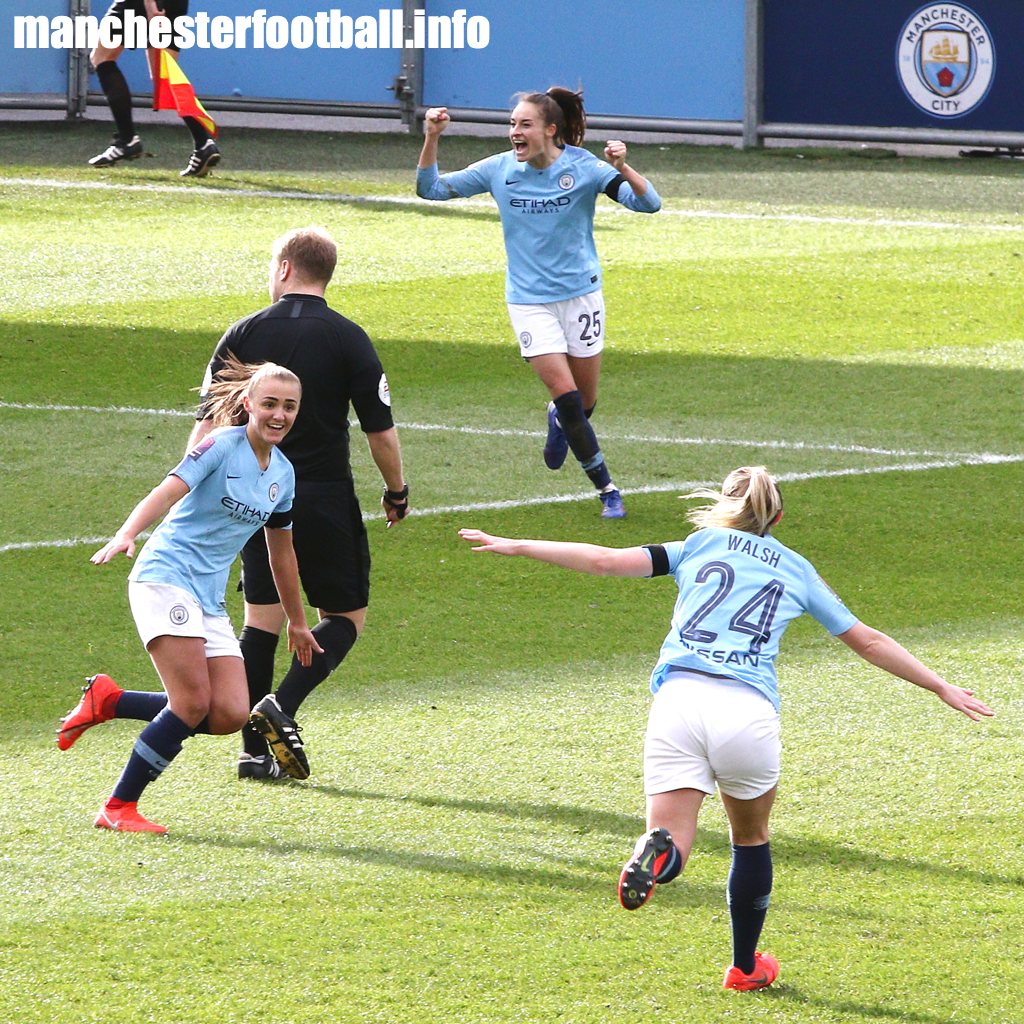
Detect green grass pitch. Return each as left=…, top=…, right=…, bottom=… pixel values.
left=0, top=119, right=1022, bottom=1023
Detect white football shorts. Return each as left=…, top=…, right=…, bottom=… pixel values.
left=128, top=581, right=242, bottom=659
left=643, top=670, right=781, bottom=800
left=508, top=290, right=606, bottom=359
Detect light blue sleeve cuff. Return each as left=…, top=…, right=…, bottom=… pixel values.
left=416, top=162, right=445, bottom=199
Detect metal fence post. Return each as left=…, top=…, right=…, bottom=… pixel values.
left=66, top=0, right=91, bottom=119
left=390, top=0, right=424, bottom=132
left=742, top=0, right=763, bottom=149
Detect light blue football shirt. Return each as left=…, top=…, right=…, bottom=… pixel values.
left=129, top=426, right=295, bottom=615
left=647, top=527, right=858, bottom=711
left=417, top=145, right=661, bottom=303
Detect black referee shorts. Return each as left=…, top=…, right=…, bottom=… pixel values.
left=240, top=479, right=371, bottom=613
left=104, top=1, right=190, bottom=49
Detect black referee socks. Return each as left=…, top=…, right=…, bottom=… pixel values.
left=96, top=61, right=135, bottom=143
left=239, top=626, right=281, bottom=757
left=275, top=615, right=359, bottom=717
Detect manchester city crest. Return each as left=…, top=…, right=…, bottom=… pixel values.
left=269, top=482, right=279, bottom=502
left=896, top=4, right=995, bottom=118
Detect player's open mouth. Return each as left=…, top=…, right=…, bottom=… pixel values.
left=512, top=139, right=526, bottom=154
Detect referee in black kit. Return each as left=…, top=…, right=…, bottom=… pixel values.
left=187, top=226, right=409, bottom=781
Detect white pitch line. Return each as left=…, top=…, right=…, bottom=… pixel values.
left=417, top=454, right=1024, bottom=515
left=0, top=535, right=115, bottom=553
left=0, top=401, right=1004, bottom=461
left=3, top=453, right=1020, bottom=554
left=398, top=420, right=999, bottom=461
left=2, top=176, right=1021, bottom=233
left=0, top=400, right=193, bottom=417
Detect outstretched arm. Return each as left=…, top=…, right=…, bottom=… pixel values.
left=91, top=475, right=190, bottom=563
left=837, top=621, right=994, bottom=721
left=459, top=528, right=653, bottom=577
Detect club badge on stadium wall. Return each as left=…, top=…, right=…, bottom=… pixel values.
left=896, top=4, right=995, bottom=118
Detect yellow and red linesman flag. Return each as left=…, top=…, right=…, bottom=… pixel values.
left=149, top=49, right=217, bottom=138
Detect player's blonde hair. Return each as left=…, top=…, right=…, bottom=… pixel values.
left=684, top=466, right=783, bottom=537
left=202, top=354, right=300, bottom=427
left=272, top=225, right=337, bottom=285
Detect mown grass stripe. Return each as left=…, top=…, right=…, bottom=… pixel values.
left=1, top=403, right=1005, bottom=460
left=4, top=453, right=1019, bottom=554
left=3, top=176, right=1022, bottom=233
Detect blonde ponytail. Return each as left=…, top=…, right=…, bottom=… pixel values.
left=201, top=354, right=301, bottom=427
left=685, top=466, right=783, bottom=536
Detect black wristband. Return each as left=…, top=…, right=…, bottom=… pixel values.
left=384, top=484, right=409, bottom=502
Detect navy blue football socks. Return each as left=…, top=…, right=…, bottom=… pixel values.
left=115, top=690, right=168, bottom=721
left=727, top=842, right=773, bottom=975
left=553, top=389, right=612, bottom=490
left=111, top=708, right=195, bottom=803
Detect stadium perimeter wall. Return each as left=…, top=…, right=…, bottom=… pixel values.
left=2, top=1, right=1022, bottom=148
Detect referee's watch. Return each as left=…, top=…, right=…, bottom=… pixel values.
left=382, top=484, right=410, bottom=519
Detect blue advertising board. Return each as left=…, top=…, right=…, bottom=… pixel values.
left=112, top=1, right=401, bottom=105
left=1, top=2, right=402, bottom=105
left=1, top=1, right=745, bottom=121
left=420, top=0, right=746, bottom=120
left=763, top=1, right=1023, bottom=130
left=2, top=2, right=67, bottom=95
left=6, top=2, right=1020, bottom=135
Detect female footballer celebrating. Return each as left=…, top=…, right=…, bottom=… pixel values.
left=417, top=88, right=661, bottom=519
left=459, top=466, right=992, bottom=989
left=58, top=360, right=322, bottom=833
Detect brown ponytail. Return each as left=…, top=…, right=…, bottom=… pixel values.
left=516, top=87, right=586, bottom=146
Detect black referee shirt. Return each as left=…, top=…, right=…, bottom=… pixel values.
left=197, top=293, right=394, bottom=482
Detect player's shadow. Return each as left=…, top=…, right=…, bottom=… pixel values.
left=308, top=783, right=649, bottom=836
left=172, top=822, right=726, bottom=906
left=766, top=984, right=986, bottom=1024
left=257, top=783, right=1024, bottom=892
left=769, top=831, right=1024, bottom=891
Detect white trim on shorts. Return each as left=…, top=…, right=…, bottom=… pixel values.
left=508, top=290, right=605, bottom=359
left=127, top=581, right=242, bottom=659
left=643, top=670, right=781, bottom=800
